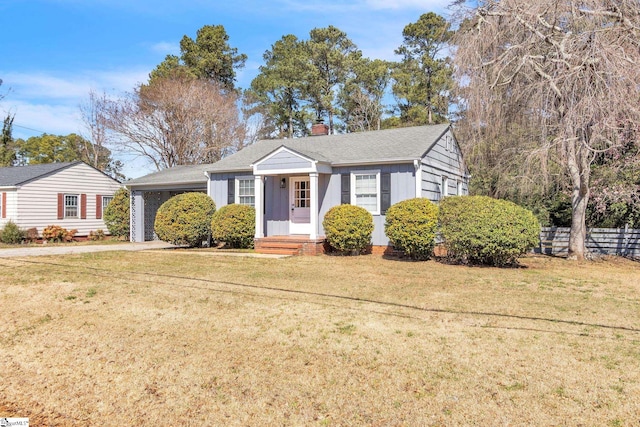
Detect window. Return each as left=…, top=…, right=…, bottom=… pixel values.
left=102, top=196, right=113, bottom=217
left=65, top=195, right=79, bottom=218
left=293, top=179, right=310, bottom=208
left=237, top=178, right=255, bottom=206
left=457, top=181, right=464, bottom=196
left=441, top=176, right=448, bottom=198
left=352, top=171, right=380, bottom=214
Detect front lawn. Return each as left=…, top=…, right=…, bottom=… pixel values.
left=1, top=252, right=639, bottom=425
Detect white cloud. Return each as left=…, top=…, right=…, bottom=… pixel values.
left=3, top=101, right=82, bottom=139
left=2, top=69, right=148, bottom=102
left=0, top=69, right=149, bottom=141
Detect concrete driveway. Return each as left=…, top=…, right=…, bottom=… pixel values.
left=0, top=240, right=175, bottom=258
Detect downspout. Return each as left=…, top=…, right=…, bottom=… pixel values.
left=203, top=171, right=211, bottom=198
left=204, top=171, right=212, bottom=246
left=414, top=159, right=422, bottom=198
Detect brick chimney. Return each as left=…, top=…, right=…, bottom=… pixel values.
left=311, top=122, right=329, bottom=136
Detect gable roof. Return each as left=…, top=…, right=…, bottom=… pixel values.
left=0, top=161, right=81, bottom=187
left=126, top=124, right=454, bottom=187
left=207, top=123, right=451, bottom=173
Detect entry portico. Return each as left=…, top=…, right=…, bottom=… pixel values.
left=251, top=146, right=332, bottom=240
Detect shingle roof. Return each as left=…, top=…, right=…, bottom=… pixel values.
left=126, top=124, right=451, bottom=187
left=125, top=163, right=213, bottom=187
left=0, top=161, right=81, bottom=187
left=207, top=124, right=450, bottom=173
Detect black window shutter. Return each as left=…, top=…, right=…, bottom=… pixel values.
left=340, top=174, right=350, bottom=204
left=227, top=178, right=235, bottom=204
left=381, top=173, right=391, bottom=214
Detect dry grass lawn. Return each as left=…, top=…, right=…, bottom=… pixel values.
left=1, top=250, right=639, bottom=426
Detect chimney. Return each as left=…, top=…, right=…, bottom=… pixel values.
left=311, top=122, right=329, bottom=136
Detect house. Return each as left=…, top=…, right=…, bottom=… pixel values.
left=126, top=123, right=470, bottom=253
left=0, top=161, right=122, bottom=236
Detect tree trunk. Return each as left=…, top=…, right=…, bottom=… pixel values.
left=565, top=136, right=591, bottom=261
left=568, top=184, right=589, bottom=260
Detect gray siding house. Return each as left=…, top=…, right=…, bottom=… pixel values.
left=0, top=161, right=122, bottom=236
left=126, top=124, right=470, bottom=252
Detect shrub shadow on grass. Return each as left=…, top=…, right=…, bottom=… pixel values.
left=434, top=255, right=530, bottom=269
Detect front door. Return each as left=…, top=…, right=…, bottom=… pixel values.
left=289, top=176, right=311, bottom=235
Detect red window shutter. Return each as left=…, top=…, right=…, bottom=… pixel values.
left=1, top=192, right=6, bottom=218
left=80, top=194, right=87, bottom=219
left=57, top=193, right=64, bottom=220
left=96, top=195, right=102, bottom=219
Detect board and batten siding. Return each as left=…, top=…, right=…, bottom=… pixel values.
left=15, top=163, right=121, bottom=236
left=322, top=164, right=416, bottom=246
left=421, top=129, right=469, bottom=201
left=209, top=172, right=252, bottom=208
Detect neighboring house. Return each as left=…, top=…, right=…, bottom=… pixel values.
left=0, top=161, right=122, bottom=236
left=126, top=124, right=470, bottom=253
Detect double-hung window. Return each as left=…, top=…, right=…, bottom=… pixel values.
left=65, top=194, right=79, bottom=218
left=102, top=196, right=113, bottom=217
left=441, top=176, right=449, bottom=198
left=352, top=171, right=380, bottom=215
left=237, top=178, right=255, bottom=207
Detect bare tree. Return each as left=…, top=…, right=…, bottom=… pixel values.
left=104, top=77, right=248, bottom=170
left=345, top=89, right=383, bottom=132
left=79, top=90, right=111, bottom=168
left=453, top=0, right=640, bottom=260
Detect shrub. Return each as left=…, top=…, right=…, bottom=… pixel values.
left=210, top=204, right=255, bottom=249
left=384, top=198, right=439, bottom=260
left=154, top=192, right=216, bottom=247
left=42, top=225, right=77, bottom=243
left=439, top=196, right=541, bottom=266
left=104, top=188, right=130, bottom=240
left=24, top=227, right=39, bottom=243
left=323, top=204, right=374, bottom=255
left=0, top=221, right=25, bottom=244
left=89, top=229, right=106, bottom=241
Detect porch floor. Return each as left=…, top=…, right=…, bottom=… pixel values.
left=254, top=235, right=327, bottom=256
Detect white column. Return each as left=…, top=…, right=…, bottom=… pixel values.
left=254, top=175, right=264, bottom=238
left=309, top=172, right=318, bottom=239
left=414, top=159, right=422, bottom=198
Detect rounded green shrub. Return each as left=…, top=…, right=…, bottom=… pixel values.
left=104, top=188, right=130, bottom=240
left=384, top=198, right=438, bottom=260
left=323, top=204, right=374, bottom=255
left=154, top=192, right=216, bottom=247
left=211, top=204, right=255, bottom=249
left=439, top=195, right=540, bottom=266
left=0, top=220, right=25, bottom=244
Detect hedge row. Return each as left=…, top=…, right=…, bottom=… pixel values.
left=323, top=196, right=540, bottom=265
left=152, top=192, right=540, bottom=265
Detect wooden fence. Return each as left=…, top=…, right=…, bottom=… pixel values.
left=537, top=227, right=640, bottom=257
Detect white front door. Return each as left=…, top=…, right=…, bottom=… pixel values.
left=289, top=176, right=311, bottom=235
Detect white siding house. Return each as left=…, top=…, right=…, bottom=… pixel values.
left=0, top=161, right=122, bottom=236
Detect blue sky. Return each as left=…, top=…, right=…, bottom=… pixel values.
left=1, top=0, right=450, bottom=178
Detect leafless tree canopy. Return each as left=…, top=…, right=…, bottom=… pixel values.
left=453, top=0, right=640, bottom=260
left=79, top=90, right=111, bottom=169
left=104, top=77, right=248, bottom=170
